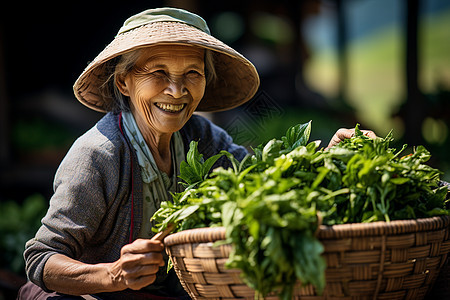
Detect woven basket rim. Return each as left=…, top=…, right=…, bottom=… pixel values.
left=164, top=215, right=450, bottom=246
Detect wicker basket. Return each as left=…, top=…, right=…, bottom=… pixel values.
left=164, top=216, right=450, bottom=300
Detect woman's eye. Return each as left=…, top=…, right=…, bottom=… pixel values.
left=186, top=70, right=202, bottom=77
left=152, top=70, right=167, bottom=76
left=147, top=70, right=167, bottom=77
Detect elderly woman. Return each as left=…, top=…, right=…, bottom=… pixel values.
left=21, top=7, right=375, bottom=300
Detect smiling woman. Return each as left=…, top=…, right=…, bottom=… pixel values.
left=115, top=46, right=207, bottom=135
left=100, top=47, right=217, bottom=114
left=20, top=7, right=259, bottom=300
left=115, top=45, right=208, bottom=175
left=20, top=6, right=375, bottom=300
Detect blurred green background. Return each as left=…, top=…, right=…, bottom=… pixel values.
left=0, top=0, right=449, bottom=298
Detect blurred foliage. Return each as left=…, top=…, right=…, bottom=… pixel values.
left=421, top=88, right=450, bottom=182
left=225, top=107, right=346, bottom=150
left=305, top=9, right=450, bottom=138
left=12, top=117, right=76, bottom=152
left=392, top=87, right=450, bottom=182
left=0, top=194, right=47, bottom=274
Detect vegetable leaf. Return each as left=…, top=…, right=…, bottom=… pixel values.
left=178, top=141, right=224, bottom=186
left=282, top=120, right=312, bottom=151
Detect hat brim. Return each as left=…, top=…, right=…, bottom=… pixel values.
left=73, top=21, right=260, bottom=113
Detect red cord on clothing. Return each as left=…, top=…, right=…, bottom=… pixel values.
left=118, top=112, right=134, bottom=244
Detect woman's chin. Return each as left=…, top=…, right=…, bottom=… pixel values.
left=153, top=114, right=189, bottom=133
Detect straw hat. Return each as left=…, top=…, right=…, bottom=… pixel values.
left=73, top=7, right=260, bottom=113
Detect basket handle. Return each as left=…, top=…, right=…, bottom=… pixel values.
left=151, top=223, right=176, bottom=242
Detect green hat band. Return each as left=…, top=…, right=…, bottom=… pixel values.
left=117, top=7, right=211, bottom=35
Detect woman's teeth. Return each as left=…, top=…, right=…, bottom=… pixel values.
left=155, top=103, right=185, bottom=112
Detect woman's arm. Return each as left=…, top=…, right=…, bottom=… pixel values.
left=43, top=239, right=165, bottom=295
left=24, top=114, right=147, bottom=292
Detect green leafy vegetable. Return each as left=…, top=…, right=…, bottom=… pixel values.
left=152, top=122, right=449, bottom=300
left=178, top=141, right=225, bottom=187
left=282, top=121, right=312, bottom=151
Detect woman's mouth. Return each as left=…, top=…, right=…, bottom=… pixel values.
left=154, top=103, right=186, bottom=113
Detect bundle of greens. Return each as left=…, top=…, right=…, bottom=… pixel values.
left=152, top=122, right=449, bottom=300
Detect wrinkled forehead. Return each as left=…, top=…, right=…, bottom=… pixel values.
left=135, top=44, right=205, bottom=67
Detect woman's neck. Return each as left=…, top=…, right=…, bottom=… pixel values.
left=132, top=112, right=173, bottom=176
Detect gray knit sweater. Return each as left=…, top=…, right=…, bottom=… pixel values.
left=24, top=112, right=247, bottom=297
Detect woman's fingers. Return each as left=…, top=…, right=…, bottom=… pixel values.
left=109, top=239, right=166, bottom=290
left=116, top=261, right=162, bottom=290
left=326, top=128, right=377, bottom=149
left=127, top=274, right=158, bottom=290
left=121, top=239, right=165, bottom=269
left=326, top=128, right=353, bottom=149
left=361, top=130, right=377, bottom=139
left=120, top=252, right=165, bottom=269
left=121, top=239, right=164, bottom=254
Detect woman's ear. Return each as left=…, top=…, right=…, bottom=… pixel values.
left=115, top=74, right=130, bottom=97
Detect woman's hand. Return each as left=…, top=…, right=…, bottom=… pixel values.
left=326, top=128, right=377, bottom=149
left=43, top=239, right=165, bottom=295
left=108, top=239, right=165, bottom=291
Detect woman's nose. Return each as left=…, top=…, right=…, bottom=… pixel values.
left=164, top=77, right=188, bottom=98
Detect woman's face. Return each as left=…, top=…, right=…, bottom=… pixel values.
left=117, top=45, right=206, bottom=135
